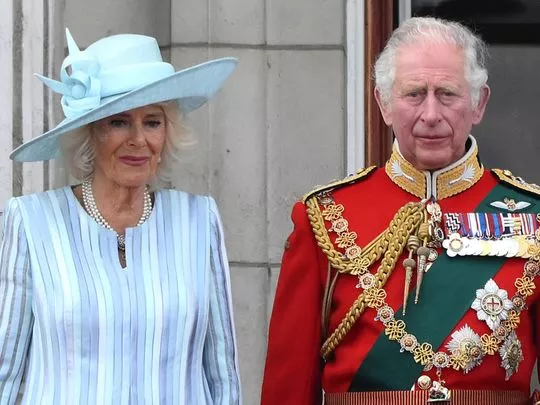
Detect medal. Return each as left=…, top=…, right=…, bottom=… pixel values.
left=445, top=325, right=483, bottom=373
left=442, top=212, right=539, bottom=258
left=471, top=279, right=513, bottom=331
left=442, top=233, right=467, bottom=257
left=499, top=331, right=524, bottom=380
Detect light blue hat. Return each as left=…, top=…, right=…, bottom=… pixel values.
left=10, top=29, right=237, bottom=162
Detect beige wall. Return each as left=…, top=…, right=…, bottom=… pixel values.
left=65, top=0, right=346, bottom=403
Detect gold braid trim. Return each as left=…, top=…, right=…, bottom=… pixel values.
left=302, top=166, right=377, bottom=203
left=314, top=201, right=425, bottom=358
left=305, top=198, right=388, bottom=274
left=385, top=151, right=426, bottom=199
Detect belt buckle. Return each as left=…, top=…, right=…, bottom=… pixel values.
left=427, top=381, right=451, bottom=403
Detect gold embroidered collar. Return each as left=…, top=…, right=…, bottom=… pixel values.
left=385, top=136, right=483, bottom=200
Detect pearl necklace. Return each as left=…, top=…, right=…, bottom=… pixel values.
left=81, top=179, right=152, bottom=251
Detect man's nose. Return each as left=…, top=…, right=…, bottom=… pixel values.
left=420, top=93, right=442, bottom=125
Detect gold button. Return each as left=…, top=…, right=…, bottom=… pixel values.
left=417, top=375, right=432, bottom=390
left=503, top=170, right=513, bottom=176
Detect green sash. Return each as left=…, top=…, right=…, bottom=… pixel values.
left=348, top=183, right=538, bottom=391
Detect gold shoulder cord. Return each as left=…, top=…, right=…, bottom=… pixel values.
left=305, top=197, right=426, bottom=359
left=305, top=198, right=388, bottom=275
left=302, top=166, right=377, bottom=203
left=492, top=168, right=540, bottom=197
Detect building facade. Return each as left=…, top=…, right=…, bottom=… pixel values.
left=1, top=0, right=539, bottom=403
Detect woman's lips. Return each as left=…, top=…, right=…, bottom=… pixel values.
left=119, top=156, right=149, bottom=166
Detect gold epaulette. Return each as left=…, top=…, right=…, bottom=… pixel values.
left=492, top=168, right=540, bottom=197
left=302, top=166, right=377, bottom=203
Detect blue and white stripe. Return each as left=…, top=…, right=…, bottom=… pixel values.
left=0, top=187, right=241, bottom=405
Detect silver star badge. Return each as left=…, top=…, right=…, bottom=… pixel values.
left=445, top=325, right=484, bottom=374
left=499, top=331, right=524, bottom=380
left=471, top=279, right=513, bottom=331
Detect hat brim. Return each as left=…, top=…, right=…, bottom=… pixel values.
left=11, top=57, right=238, bottom=162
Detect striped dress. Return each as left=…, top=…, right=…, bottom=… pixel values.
left=0, top=187, right=241, bottom=405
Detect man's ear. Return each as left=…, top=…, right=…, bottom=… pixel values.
left=472, top=85, right=490, bottom=125
left=374, top=87, right=392, bottom=126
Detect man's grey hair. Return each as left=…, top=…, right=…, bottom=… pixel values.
left=59, top=101, right=195, bottom=188
left=374, top=17, right=488, bottom=108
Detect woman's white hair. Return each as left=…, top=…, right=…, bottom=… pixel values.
left=59, top=101, right=195, bottom=188
left=374, top=17, right=488, bottom=108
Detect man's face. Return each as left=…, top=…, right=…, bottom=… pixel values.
left=376, top=42, right=490, bottom=171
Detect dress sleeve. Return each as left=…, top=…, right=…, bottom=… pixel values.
left=0, top=198, right=33, bottom=405
left=261, top=201, right=325, bottom=405
left=203, top=197, right=242, bottom=405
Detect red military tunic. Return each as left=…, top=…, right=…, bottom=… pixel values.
left=261, top=138, right=540, bottom=404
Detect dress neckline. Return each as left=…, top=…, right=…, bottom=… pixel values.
left=65, top=184, right=159, bottom=233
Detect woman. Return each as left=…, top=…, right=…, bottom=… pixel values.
left=0, top=30, right=241, bottom=404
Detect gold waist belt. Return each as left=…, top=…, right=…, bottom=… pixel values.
left=325, top=390, right=532, bottom=405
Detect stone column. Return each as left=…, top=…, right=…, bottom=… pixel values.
left=0, top=0, right=65, bottom=214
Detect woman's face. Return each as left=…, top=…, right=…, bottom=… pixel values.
left=91, top=105, right=166, bottom=188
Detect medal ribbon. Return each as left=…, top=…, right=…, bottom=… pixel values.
left=444, top=212, right=537, bottom=239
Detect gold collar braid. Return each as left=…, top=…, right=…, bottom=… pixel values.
left=385, top=136, right=483, bottom=200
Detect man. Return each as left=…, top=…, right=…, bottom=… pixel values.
left=261, top=17, right=540, bottom=405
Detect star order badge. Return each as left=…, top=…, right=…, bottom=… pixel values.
left=499, top=331, right=524, bottom=380
left=445, top=325, right=484, bottom=374
left=471, top=279, right=513, bottom=330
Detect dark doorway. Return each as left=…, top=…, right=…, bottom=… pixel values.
left=402, top=0, right=540, bottom=183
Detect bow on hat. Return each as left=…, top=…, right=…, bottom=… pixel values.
left=36, top=29, right=101, bottom=119
left=11, top=28, right=238, bottom=162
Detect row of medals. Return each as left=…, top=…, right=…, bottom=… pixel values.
left=442, top=210, right=539, bottom=259
left=444, top=233, right=538, bottom=259
left=408, top=202, right=536, bottom=401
